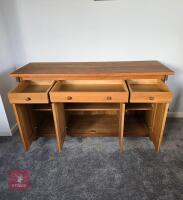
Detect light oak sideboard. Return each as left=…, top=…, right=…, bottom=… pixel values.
left=8, top=61, right=174, bottom=153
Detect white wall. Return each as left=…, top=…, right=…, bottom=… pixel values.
left=0, top=0, right=183, bottom=133
left=0, top=0, right=25, bottom=135
left=14, top=0, right=183, bottom=112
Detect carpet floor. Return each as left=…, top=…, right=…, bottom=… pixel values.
left=0, top=118, right=183, bottom=200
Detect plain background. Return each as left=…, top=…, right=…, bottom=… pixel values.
left=0, top=0, right=183, bottom=135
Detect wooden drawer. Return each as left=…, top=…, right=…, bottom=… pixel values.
left=8, top=80, right=55, bottom=104
left=50, top=80, right=129, bottom=103
left=126, top=79, right=172, bottom=103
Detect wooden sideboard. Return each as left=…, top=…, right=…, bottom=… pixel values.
left=8, top=61, right=174, bottom=153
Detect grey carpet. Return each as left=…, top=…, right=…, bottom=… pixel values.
left=0, top=118, right=183, bottom=200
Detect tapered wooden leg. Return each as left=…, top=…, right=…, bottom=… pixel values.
left=52, top=103, right=66, bottom=152
left=151, top=103, right=169, bottom=153
left=119, top=103, right=125, bottom=152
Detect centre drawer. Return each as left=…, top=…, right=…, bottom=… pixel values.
left=50, top=80, right=129, bottom=103
left=8, top=80, right=55, bottom=104
left=126, top=79, right=172, bottom=103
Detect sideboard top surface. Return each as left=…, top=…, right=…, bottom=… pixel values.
left=10, top=61, right=174, bottom=80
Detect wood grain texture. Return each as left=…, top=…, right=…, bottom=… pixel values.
left=119, top=104, right=125, bottom=152
left=126, top=103, right=153, bottom=111
left=13, top=104, right=36, bottom=151
left=52, top=103, right=66, bottom=152
left=8, top=80, right=55, bottom=104
left=10, top=61, right=174, bottom=80
left=151, top=103, right=169, bottom=153
left=9, top=61, right=174, bottom=152
left=50, top=80, right=129, bottom=103
left=127, top=79, right=172, bottom=103
left=65, top=103, right=120, bottom=111
left=67, top=114, right=119, bottom=136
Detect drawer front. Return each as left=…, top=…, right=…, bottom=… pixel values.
left=130, top=92, right=172, bottom=103
left=50, top=92, right=128, bottom=103
left=8, top=80, right=55, bottom=104
left=127, top=79, right=172, bottom=103
left=8, top=93, right=49, bottom=104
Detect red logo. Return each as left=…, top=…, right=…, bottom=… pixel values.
left=8, top=170, right=30, bottom=190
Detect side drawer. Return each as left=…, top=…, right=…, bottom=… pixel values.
left=8, top=80, right=55, bottom=104
left=50, top=80, right=129, bottom=103
left=126, top=79, right=172, bottom=103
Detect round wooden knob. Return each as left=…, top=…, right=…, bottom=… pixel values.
left=25, top=97, right=31, bottom=101
left=149, top=96, right=155, bottom=100
left=66, top=96, right=72, bottom=100
left=90, top=130, right=96, bottom=133
left=107, top=96, right=112, bottom=100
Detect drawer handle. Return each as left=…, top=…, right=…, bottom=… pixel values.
left=107, top=96, right=112, bottom=100
left=66, top=96, right=72, bottom=100
left=25, top=97, right=31, bottom=101
left=149, top=96, right=155, bottom=101
left=90, top=130, right=96, bottom=133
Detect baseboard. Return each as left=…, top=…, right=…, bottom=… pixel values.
left=11, top=123, right=18, bottom=135
left=168, top=112, right=183, bottom=118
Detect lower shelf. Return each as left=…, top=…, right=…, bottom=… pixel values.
left=34, top=110, right=150, bottom=137
left=67, top=113, right=150, bottom=137
left=67, top=114, right=119, bottom=136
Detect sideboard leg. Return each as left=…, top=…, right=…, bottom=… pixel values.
left=119, top=103, right=125, bottom=152
left=151, top=103, right=169, bottom=153
left=52, top=103, right=66, bottom=153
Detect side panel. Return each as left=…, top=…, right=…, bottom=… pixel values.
left=13, top=104, right=36, bottom=151
left=150, top=103, right=169, bottom=152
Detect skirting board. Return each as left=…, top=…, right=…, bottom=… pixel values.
left=11, top=123, right=18, bottom=135
left=0, top=123, right=18, bottom=136
left=168, top=112, right=183, bottom=118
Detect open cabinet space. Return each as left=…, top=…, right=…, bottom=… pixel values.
left=124, top=103, right=155, bottom=137
left=66, top=110, right=119, bottom=137
left=51, top=102, right=126, bottom=152
left=13, top=103, right=56, bottom=151
left=124, top=110, right=151, bottom=137
left=33, top=110, right=55, bottom=137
